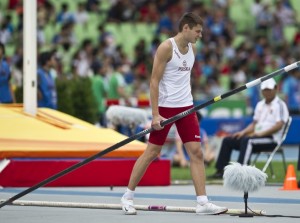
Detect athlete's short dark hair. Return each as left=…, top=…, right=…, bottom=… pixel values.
left=178, top=12, right=203, bottom=32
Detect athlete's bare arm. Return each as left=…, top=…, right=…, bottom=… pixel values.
left=150, top=40, right=172, bottom=130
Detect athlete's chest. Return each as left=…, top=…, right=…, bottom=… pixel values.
left=168, top=48, right=194, bottom=72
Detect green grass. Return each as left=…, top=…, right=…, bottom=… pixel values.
left=171, top=161, right=300, bottom=185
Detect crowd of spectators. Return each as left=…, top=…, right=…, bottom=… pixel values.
left=0, top=0, right=300, bottom=118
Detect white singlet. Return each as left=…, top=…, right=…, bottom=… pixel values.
left=158, top=38, right=195, bottom=107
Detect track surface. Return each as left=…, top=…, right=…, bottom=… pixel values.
left=1, top=185, right=300, bottom=223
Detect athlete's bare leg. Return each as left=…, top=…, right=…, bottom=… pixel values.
left=184, top=141, right=206, bottom=195
left=128, top=143, right=162, bottom=190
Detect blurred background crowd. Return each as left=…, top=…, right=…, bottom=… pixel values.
left=0, top=0, right=300, bottom=125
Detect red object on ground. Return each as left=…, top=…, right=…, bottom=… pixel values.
left=0, top=158, right=170, bottom=187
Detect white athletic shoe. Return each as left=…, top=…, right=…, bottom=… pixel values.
left=121, top=196, right=137, bottom=215
left=196, top=202, right=228, bottom=215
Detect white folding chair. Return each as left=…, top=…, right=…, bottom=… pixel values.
left=251, top=117, right=292, bottom=178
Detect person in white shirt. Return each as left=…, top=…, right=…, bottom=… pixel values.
left=121, top=12, right=227, bottom=216
left=74, top=2, right=89, bottom=25
left=209, top=78, right=289, bottom=179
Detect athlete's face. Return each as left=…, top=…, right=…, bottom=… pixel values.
left=186, top=24, right=202, bottom=43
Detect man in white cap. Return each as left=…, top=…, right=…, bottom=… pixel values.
left=209, top=78, right=289, bottom=179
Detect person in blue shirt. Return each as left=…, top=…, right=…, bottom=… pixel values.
left=37, top=51, right=57, bottom=109
left=282, top=68, right=300, bottom=115
left=0, top=42, right=15, bottom=103
left=56, top=3, right=75, bottom=24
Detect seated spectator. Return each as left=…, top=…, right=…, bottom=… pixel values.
left=251, top=0, right=263, bottom=18
left=107, top=0, right=136, bottom=22
left=0, top=15, right=14, bottom=44
left=52, top=22, right=76, bottom=47
left=256, top=3, right=273, bottom=35
left=274, top=0, right=296, bottom=26
left=74, top=2, right=89, bottom=25
left=56, top=3, right=75, bottom=24
left=85, top=0, right=100, bottom=13
left=209, top=78, right=289, bottom=179
left=156, top=11, right=176, bottom=36
left=138, top=1, right=160, bottom=23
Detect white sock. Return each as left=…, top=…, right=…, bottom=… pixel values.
left=123, top=188, right=135, bottom=200
left=197, top=195, right=208, bottom=205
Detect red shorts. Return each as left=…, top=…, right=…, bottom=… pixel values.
left=149, top=106, right=201, bottom=146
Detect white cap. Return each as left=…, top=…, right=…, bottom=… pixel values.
left=260, top=78, right=277, bottom=90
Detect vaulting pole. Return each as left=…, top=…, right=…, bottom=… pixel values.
left=0, top=199, right=266, bottom=215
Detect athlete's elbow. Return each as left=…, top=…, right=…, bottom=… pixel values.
left=150, top=79, right=159, bottom=89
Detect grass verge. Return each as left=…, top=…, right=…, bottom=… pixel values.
left=171, top=161, right=300, bottom=185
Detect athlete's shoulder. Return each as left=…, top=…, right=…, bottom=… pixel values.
left=155, top=39, right=173, bottom=61
left=158, top=38, right=173, bottom=52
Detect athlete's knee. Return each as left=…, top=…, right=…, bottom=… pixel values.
left=144, top=144, right=162, bottom=160
left=186, top=145, right=203, bottom=161
left=149, top=149, right=161, bottom=159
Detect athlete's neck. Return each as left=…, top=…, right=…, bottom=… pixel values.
left=174, top=34, right=189, bottom=50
